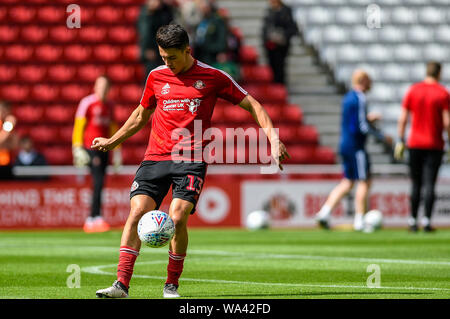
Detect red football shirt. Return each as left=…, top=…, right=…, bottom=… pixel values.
left=402, top=81, right=450, bottom=150
left=140, top=60, right=248, bottom=162
left=75, top=93, right=114, bottom=148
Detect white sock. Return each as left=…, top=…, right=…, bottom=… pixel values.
left=354, top=212, right=364, bottom=229
left=317, top=205, right=332, bottom=219
left=421, top=217, right=430, bottom=227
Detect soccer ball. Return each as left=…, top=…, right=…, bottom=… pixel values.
left=364, top=209, right=383, bottom=233
left=137, top=210, right=175, bottom=248
left=245, top=210, right=270, bottom=230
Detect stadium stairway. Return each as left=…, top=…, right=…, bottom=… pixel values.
left=219, top=0, right=395, bottom=164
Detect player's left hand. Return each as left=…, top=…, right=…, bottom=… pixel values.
left=394, top=141, right=405, bottom=161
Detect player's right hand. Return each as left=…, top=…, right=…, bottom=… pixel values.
left=72, top=146, right=90, bottom=167
left=394, top=141, right=405, bottom=161
left=91, top=137, right=114, bottom=152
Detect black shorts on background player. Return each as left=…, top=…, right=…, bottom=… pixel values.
left=87, top=149, right=109, bottom=218
left=130, top=160, right=207, bottom=214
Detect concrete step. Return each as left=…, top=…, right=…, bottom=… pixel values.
left=303, top=114, right=340, bottom=126
left=290, top=95, right=342, bottom=108
left=289, top=85, right=339, bottom=95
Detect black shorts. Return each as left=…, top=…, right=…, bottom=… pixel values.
left=130, top=160, right=208, bottom=214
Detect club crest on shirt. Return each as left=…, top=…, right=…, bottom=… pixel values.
left=188, top=98, right=201, bottom=114
left=161, top=83, right=170, bottom=95
left=193, top=80, right=206, bottom=89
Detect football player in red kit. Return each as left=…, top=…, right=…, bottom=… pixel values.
left=93, top=24, right=289, bottom=298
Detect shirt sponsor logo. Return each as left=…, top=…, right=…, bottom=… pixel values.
left=162, top=98, right=202, bottom=114
left=161, top=83, right=170, bottom=95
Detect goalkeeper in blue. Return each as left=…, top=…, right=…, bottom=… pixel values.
left=315, top=70, right=392, bottom=231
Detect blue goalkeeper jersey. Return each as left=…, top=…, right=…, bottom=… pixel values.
left=339, top=90, right=384, bottom=154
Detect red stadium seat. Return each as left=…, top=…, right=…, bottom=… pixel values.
left=42, top=146, right=72, bottom=165
left=80, top=6, right=95, bottom=23
left=58, top=125, right=74, bottom=144
left=127, top=127, right=150, bottom=144
left=13, top=105, right=45, bottom=123
left=284, top=145, right=317, bottom=164
left=8, top=6, right=36, bottom=24
left=0, top=26, right=19, bottom=42
left=64, top=45, right=93, bottom=62
left=46, top=105, right=76, bottom=124
left=4, top=45, right=33, bottom=62
left=108, top=26, right=136, bottom=44
left=79, top=26, right=108, bottom=43
left=297, top=125, right=319, bottom=144
left=241, top=65, right=273, bottom=83
left=123, top=5, right=140, bottom=23
left=114, top=105, right=134, bottom=123
left=121, top=145, right=146, bottom=165
left=122, top=45, right=139, bottom=62
left=95, top=6, right=123, bottom=23
left=313, top=146, right=336, bottom=164
left=48, top=64, right=77, bottom=82
left=18, top=65, right=47, bottom=83
left=94, top=44, right=122, bottom=62
left=107, top=64, right=136, bottom=83
left=239, top=46, right=258, bottom=64
left=0, top=65, right=17, bottom=82
left=77, top=64, right=106, bottom=83
left=32, top=84, right=60, bottom=102
left=244, top=84, right=287, bottom=104
left=49, top=25, right=78, bottom=43
left=60, top=84, right=91, bottom=103
left=223, top=106, right=253, bottom=123
left=21, top=26, right=48, bottom=43
left=35, top=45, right=63, bottom=62
left=283, top=104, right=303, bottom=124
left=263, top=104, right=283, bottom=122
left=120, top=84, right=143, bottom=103
left=0, top=7, right=7, bottom=23
left=29, top=125, right=58, bottom=144
left=278, top=125, right=298, bottom=144
left=1, top=85, right=30, bottom=102
left=37, top=6, right=65, bottom=23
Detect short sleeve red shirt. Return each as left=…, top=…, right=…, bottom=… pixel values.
left=75, top=94, right=114, bottom=148
left=139, top=60, right=248, bottom=161
left=402, top=81, right=450, bottom=150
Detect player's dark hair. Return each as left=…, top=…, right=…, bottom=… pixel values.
left=426, top=61, right=441, bottom=79
left=0, top=100, right=11, bottom=109
left=156, top=24, right=189, bottom=50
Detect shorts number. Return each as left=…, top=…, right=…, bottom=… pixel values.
left=186, top=175, right=204, bottom=194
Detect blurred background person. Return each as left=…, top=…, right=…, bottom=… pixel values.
left=315, top=70, right=392, bottom=231
left=0, top=100, right=18, bottom=180
left=262, top=0, right=299, bottom=85
left=395, top=61, right=450, bottom=232
left=174, top=0, right=203, bottom=46
left=137, top=0, right=174, bottom=79
left=193, top=0, right=228, bottom=65
left=72, top=75, right=122, bottom=233
left=13, top=135, right=48, bottom=180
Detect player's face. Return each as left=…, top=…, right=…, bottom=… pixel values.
left=158, top=46, right=191, bottom=75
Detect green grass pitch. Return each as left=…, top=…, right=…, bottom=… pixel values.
left=0, top=228, right=449, bottom=299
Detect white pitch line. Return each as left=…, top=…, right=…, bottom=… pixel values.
left=81, top=255, right=450, bottom=291
left=81, top=261, right=450, bottom=292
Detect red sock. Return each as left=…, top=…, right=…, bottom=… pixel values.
left=165, top=251, right=186, bottom=287
left=117, top=246, right=139, bottom=289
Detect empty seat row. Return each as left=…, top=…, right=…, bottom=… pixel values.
left=0, top=44, right=140, bottom=63
left=0, top=25, right=137, bottom=44
left=305, top=25, right=450, bottom=45
left=296, top=6, right=450, bottom=26
left=0, top=63, right=145, bottom=84
left=321, top=44, right=450, bottom=65
left=1, top=5, right=140, bottom=24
